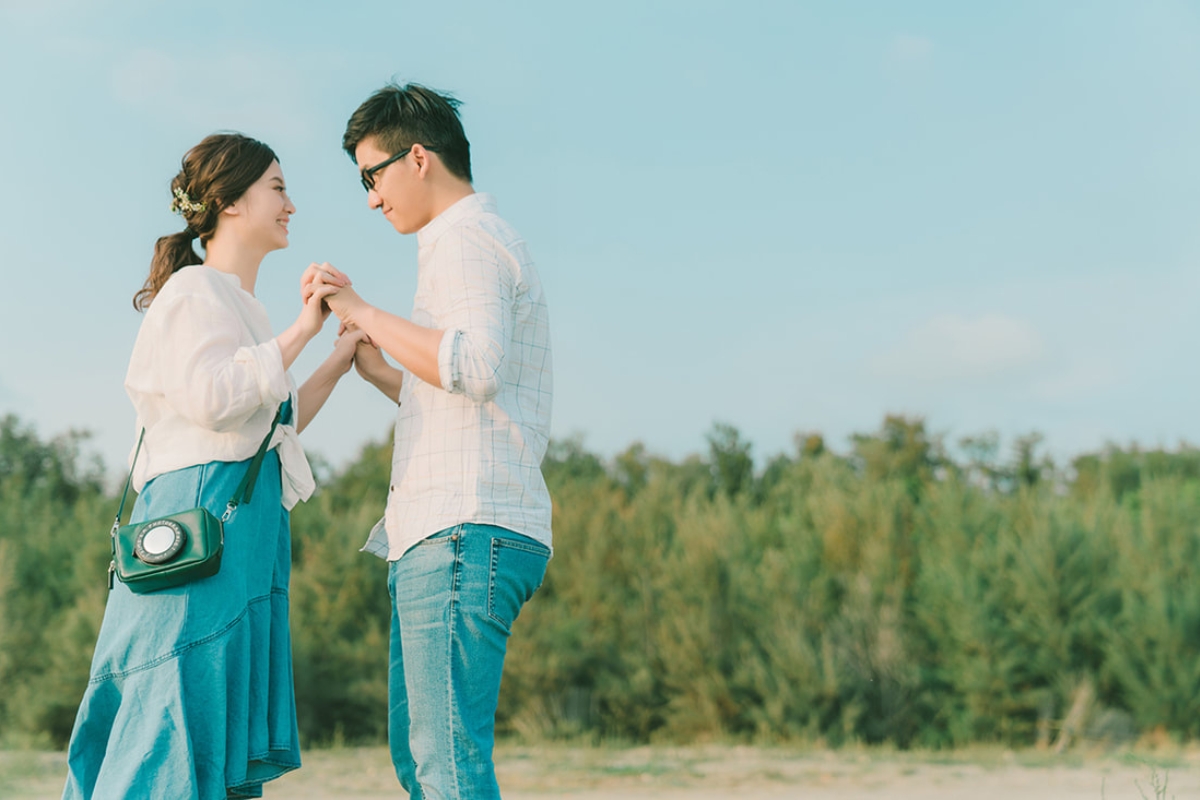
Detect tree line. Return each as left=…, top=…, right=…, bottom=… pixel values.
left=2, top=412, right=1198, bottom=749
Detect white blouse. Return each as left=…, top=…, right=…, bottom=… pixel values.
left=123, top=265, right=315, bottom=509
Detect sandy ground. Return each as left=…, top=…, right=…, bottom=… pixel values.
left=4, top=743, right=1198, bottom=799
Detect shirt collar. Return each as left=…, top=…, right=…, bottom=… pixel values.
left=205, top=265, right=259, bottom=301
left=417, top=192, right=496, bottom=248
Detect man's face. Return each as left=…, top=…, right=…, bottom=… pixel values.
left=355, top=137, right=431, bottom=235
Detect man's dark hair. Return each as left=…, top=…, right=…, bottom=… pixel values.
left=342, top=82, right=472, bottom=183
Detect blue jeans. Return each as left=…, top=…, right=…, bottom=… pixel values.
left=387, top=523, right=550, bottom=800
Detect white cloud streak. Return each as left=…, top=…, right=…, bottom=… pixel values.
left=870, top=312, right=1046, bottom=384
left=1031, top=358, right=1120, bottom=401
left=887, top=34, right=934, bottom=69
left=109, top=47, right=323, bottom=143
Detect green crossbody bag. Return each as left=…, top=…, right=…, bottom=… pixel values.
left=108, top=406, right=283, bottom=594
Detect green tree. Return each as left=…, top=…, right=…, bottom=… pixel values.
left=706, top=422, right=753, bottom=499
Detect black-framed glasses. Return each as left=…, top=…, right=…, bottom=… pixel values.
left=360, top=147, right=411, bottom=192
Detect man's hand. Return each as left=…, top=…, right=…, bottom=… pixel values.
left=324, top=284, right=370, bottom=327
left=353, top=332, right=387, bottom=383
left=300, top=262, right=351, bottom=300
left=341, top=322, right=404, bottom=401
left=304, top=262, right=441, bottom=391
left=303, top=262, right=371, bottom=327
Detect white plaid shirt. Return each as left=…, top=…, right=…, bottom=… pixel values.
left=362, top=193, right=553, bottom=560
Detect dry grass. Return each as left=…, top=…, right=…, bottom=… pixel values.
left=3, top=742, right=1199, bottom=799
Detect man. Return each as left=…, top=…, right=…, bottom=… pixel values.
left=307, top=83, right=553, bottom=799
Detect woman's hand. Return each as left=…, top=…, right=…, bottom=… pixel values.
left=300, top=262, right=351, bottom=304
left=276, top=264, right=352, bottom=371
left=331, top=326, right=369, bottom=376
left=295, top=281, right=340, bottom=340
left=302, top=261, right=370, bottom=328
left=295, top=262, right=355, bottom=340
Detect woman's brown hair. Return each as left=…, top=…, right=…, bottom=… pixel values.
left=133, top=133, right=278, bottom=310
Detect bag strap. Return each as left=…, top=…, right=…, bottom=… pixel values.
left=111, top=405, right=284, bottom=533
left=112, top=429, right=145, bottom=536
left=222, top=404, right=284, bottom=521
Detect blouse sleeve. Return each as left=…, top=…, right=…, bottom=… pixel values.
left=149, top=292, right=290, bottom=431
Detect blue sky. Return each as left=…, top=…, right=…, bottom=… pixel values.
left=2, top=0, right=1200, bottom=478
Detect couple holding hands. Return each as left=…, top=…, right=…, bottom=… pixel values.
left=62, top=82, right=553, bottom=800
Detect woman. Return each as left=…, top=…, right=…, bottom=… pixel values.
left=63, top=133, right=357, bottom=799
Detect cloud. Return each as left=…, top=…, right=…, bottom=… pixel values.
left=887, top=34, right=934, bottom=69
left=109, top=47, right=321, bottom=142
left=1, top=0, right=153, bottom=33
left=1031, top=358, right=1120, bottom=401
left=0, top=0, right=91, bottom=21
left=870, top=313, right=1046, bottom=384
left=111, top=49, right=180, bottom=106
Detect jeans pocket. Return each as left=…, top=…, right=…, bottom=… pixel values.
left=487, top=537, right=550, bottom=633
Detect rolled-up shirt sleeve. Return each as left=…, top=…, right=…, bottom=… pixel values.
left=154, top=293, right=290, bottom=430
left=432, top=226, right=515, bottom=402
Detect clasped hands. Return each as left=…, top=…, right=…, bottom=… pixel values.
left=300, top=262, right=390, bottom=384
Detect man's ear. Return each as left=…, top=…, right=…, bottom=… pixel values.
left=410, top=143, right=434, bottom=177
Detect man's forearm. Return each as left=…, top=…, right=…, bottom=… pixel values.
left=365, top=362, right=405, bottom=403
left=356, top=305, right=444, bottom=389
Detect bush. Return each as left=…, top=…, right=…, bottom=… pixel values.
left=7, top=414, right=1200, bottom=749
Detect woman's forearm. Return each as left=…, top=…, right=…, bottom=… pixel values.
left=275, top=321, right=311, bottom=372
left=296, top=355, right=348, bottom=433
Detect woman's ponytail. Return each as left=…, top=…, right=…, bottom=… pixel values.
left=133, top=228, right=203, bottom=311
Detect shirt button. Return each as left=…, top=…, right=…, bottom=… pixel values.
left=389, top=485, right=395, bottom=492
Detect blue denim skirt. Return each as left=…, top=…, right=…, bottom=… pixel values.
left=63, top=450, right=300, bottom=800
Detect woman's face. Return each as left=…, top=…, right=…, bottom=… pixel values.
left=224, top=160, right=295, bottom=252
